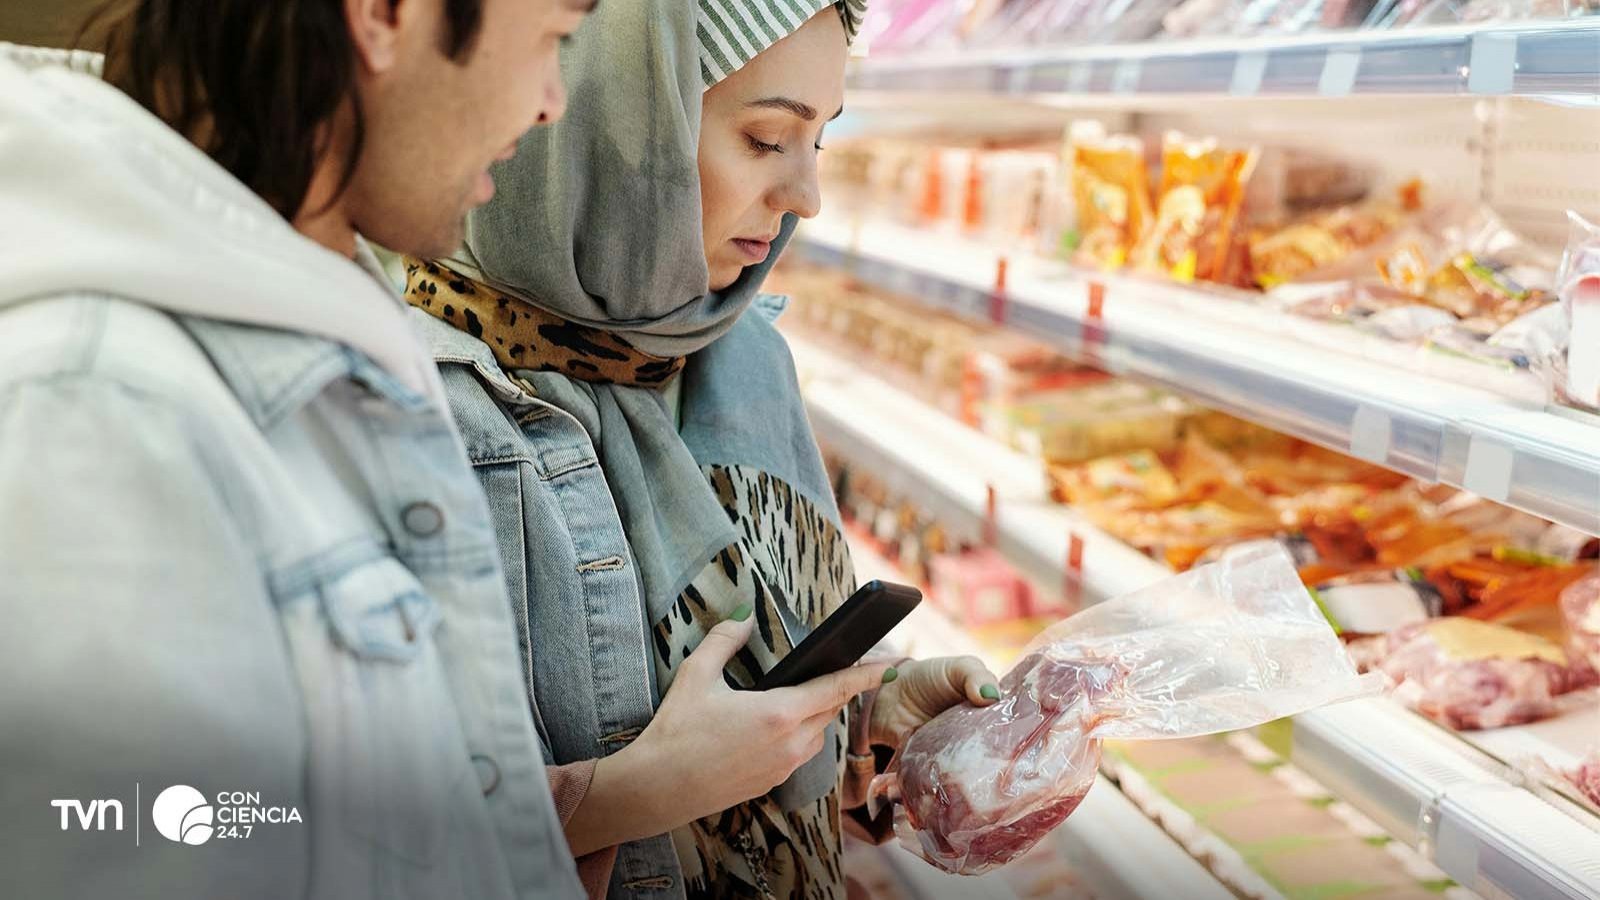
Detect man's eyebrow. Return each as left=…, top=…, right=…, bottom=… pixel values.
left=564, top=0, right=599, bottom=11
left=745, top=96, right=818, bottom=121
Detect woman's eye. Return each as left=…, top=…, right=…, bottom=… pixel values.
left=746, top=135, right=784, bottom=155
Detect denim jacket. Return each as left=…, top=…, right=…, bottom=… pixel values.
left=0, top=294, right=584, bottom=900
left=415, top=311, right=688, bottom=899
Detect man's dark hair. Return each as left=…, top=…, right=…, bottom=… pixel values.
left=77, top=1, right=485, bottom=220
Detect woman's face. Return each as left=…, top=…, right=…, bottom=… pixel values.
left=698, top=10, right=849, bottom=291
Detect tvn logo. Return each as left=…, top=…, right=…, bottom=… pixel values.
left=49, top=784, right=301, bottom=846
left=49, top=798, right=123, bottom=832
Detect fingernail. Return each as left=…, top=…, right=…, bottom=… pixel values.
left=881, top=667, right=898, bottom=684
left=730, top=605, right=753, bottom=622
left=980, top=684, right=1000, bottom=701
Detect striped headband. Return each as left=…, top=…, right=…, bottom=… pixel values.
left=697, top=0, right=866, bottom=88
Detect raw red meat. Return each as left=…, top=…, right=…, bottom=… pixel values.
left=1373, top=620, right=1573, bottom=730
left=890, top=650, right=1123, bottom=875
left=1560, top=572, right=1600, bottom=675
left=1567, top=754, right=1600, bottom=808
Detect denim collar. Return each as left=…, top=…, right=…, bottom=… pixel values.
left=179, top=317, right=432, bottom=431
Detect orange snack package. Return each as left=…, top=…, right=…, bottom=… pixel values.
left=1131, top=133, right=1258, bottom=283
left=1071, top=134, right=1151, bottom=271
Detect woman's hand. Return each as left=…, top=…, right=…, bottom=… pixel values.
left=565, top=608, right=891, bottom=855
left=868, top=656, right=1001, bottom=751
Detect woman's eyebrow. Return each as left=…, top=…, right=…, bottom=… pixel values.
left=745, top=97, right=818, bottom=121
left=744, top=97, right=847, bottom=123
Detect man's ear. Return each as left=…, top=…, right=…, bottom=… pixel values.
left=345, top=0, right=410, bottom=74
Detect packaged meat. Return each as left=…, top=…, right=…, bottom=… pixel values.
left=1557, top=211, right=1600, bottom=409
left=1365, top=618, right=1576, bottom=730
left=1560, top=571, right=1600, bottom=674
left=870, top=545, right=1379, bottom=874
left=1567, top=752, right=1600, bottom=809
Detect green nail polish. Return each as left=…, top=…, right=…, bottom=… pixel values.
left=881, top=667, right=898, bottom=684
left=980, top=684, right=1000, bottom=701
left=730, top=604, right=753, bottom=622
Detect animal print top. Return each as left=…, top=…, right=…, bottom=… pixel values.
left=658, top=466, right=858, bottom=900
left=403, top=261, right=863, bottom=899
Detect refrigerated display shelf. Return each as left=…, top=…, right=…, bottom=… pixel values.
left=794, top=331, right=1600, bottom=900
left=850, top=20, right=1600, bottom=102
left=793, top=217, right=1600, bottom=537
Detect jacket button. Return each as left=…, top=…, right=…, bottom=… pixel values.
left=401, top=501, right=445, bottom=537
left=472, top=754, right=502, bottom=796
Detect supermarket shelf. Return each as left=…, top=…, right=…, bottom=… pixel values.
left=793, top=217, right=1600, bottom=537
left=851, top=20, right=1600, bottom=101
left=1296, top=700, right=1600, bottom=900
left=801, top=330, right=1600, bottom=898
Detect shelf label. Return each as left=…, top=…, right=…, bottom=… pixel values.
left=1319, top=47, right=1362, bottom=96
left=1067, top=61, right=1093, bottom=94
left=1467, top=32, right=1517, bottom=95
left=1005, top=65, right=1031, bottom=94
left=984, top=483, right=998, bottom=547
left=1349, top=406, right=1392, bottom=465
left=1463, top=438, right=1514, bottom=503
left=1230, top=51, right=1268, bottom=96
left=1111, top=59, right=1142, bottom=94
left=1064, top=532, right=1086, bottom=609
left=989, top=257, right=1009, bottom=324
left=1083, top=280, right=1108, bottom=366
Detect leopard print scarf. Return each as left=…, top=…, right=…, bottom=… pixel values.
left=404, top=260, right=686, bottom=385
left=405, top=261, right=858, bottom=899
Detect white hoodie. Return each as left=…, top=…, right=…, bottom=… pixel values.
left=0, top=42, right=441, bottom=400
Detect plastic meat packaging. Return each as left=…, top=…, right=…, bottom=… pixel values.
left=1560, top=571, right=1600, bottom=675
left=869, top=544, right=1379, bottom=875
left=1356, top=618, right=1579, bottom=729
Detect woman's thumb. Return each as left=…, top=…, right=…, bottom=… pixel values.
left=683, top=605, right=756, bottom=681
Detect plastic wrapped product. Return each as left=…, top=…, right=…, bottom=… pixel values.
left=1070, top=131, right=1151, bottom=271
left=1560, top=571, right=1600, bottom=675
left=870, top=545, right=1379, bottom=875
left=1131, top=132, right=1258, bottom=283
left=1367, top=618, right=1575, bottom=730
left=1557, top=211, right=1600, bottom=409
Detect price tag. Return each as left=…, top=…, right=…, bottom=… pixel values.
left=989, top=257, right=1009, bottom=325
left=1467, top=32, right=1517, bottom=95
left=1083, top=281, right=1107, bottom=366
left=1064, top=532, right=1086, bottom=609
left=1067, top=61, right=1093, bottom=94
left=1111, top=58, right=1142, bottom=95
left=1348, top=406, right=1392, bottom=465
left=984, top=484, right=999, bottom=547
left=1463, top=437, right=1514, bottom=503
left=1319, top=47, right=1361, bottom=96
left=1230, top=51, right=1268, bottom=96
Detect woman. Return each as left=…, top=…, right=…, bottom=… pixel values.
left=405, top=2, right=1001, bottom=898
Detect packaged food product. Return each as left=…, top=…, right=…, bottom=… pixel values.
left=1566, top=752, right=1600, bottom=808
left=1308, top=568, right=1442, bottom=635
left=1249, top=182, right=1419, bottom=289
left=1557, top=211, right=1600, bottom=409
left=1070, top=130, right=1151, bottom=271
left=870, top=545, right=1378, bottom=874
left=929, top=548, right=1035, bottom=627
left=1131, top=132, right=1258, bottom=283
left=1559, top=571, right=1600, bottom=675
left=1363, top=618, right=1576, bottom=729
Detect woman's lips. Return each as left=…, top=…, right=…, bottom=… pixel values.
left=731, top=238, right=772, bottom=263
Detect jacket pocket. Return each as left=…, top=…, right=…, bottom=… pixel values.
left=294, top=555, right=477, bottom=873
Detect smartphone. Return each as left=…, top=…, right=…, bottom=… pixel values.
left=748, top=580, right=922, bottom=691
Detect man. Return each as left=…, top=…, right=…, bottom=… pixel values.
left=0, top=1, right=592, bottom=897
